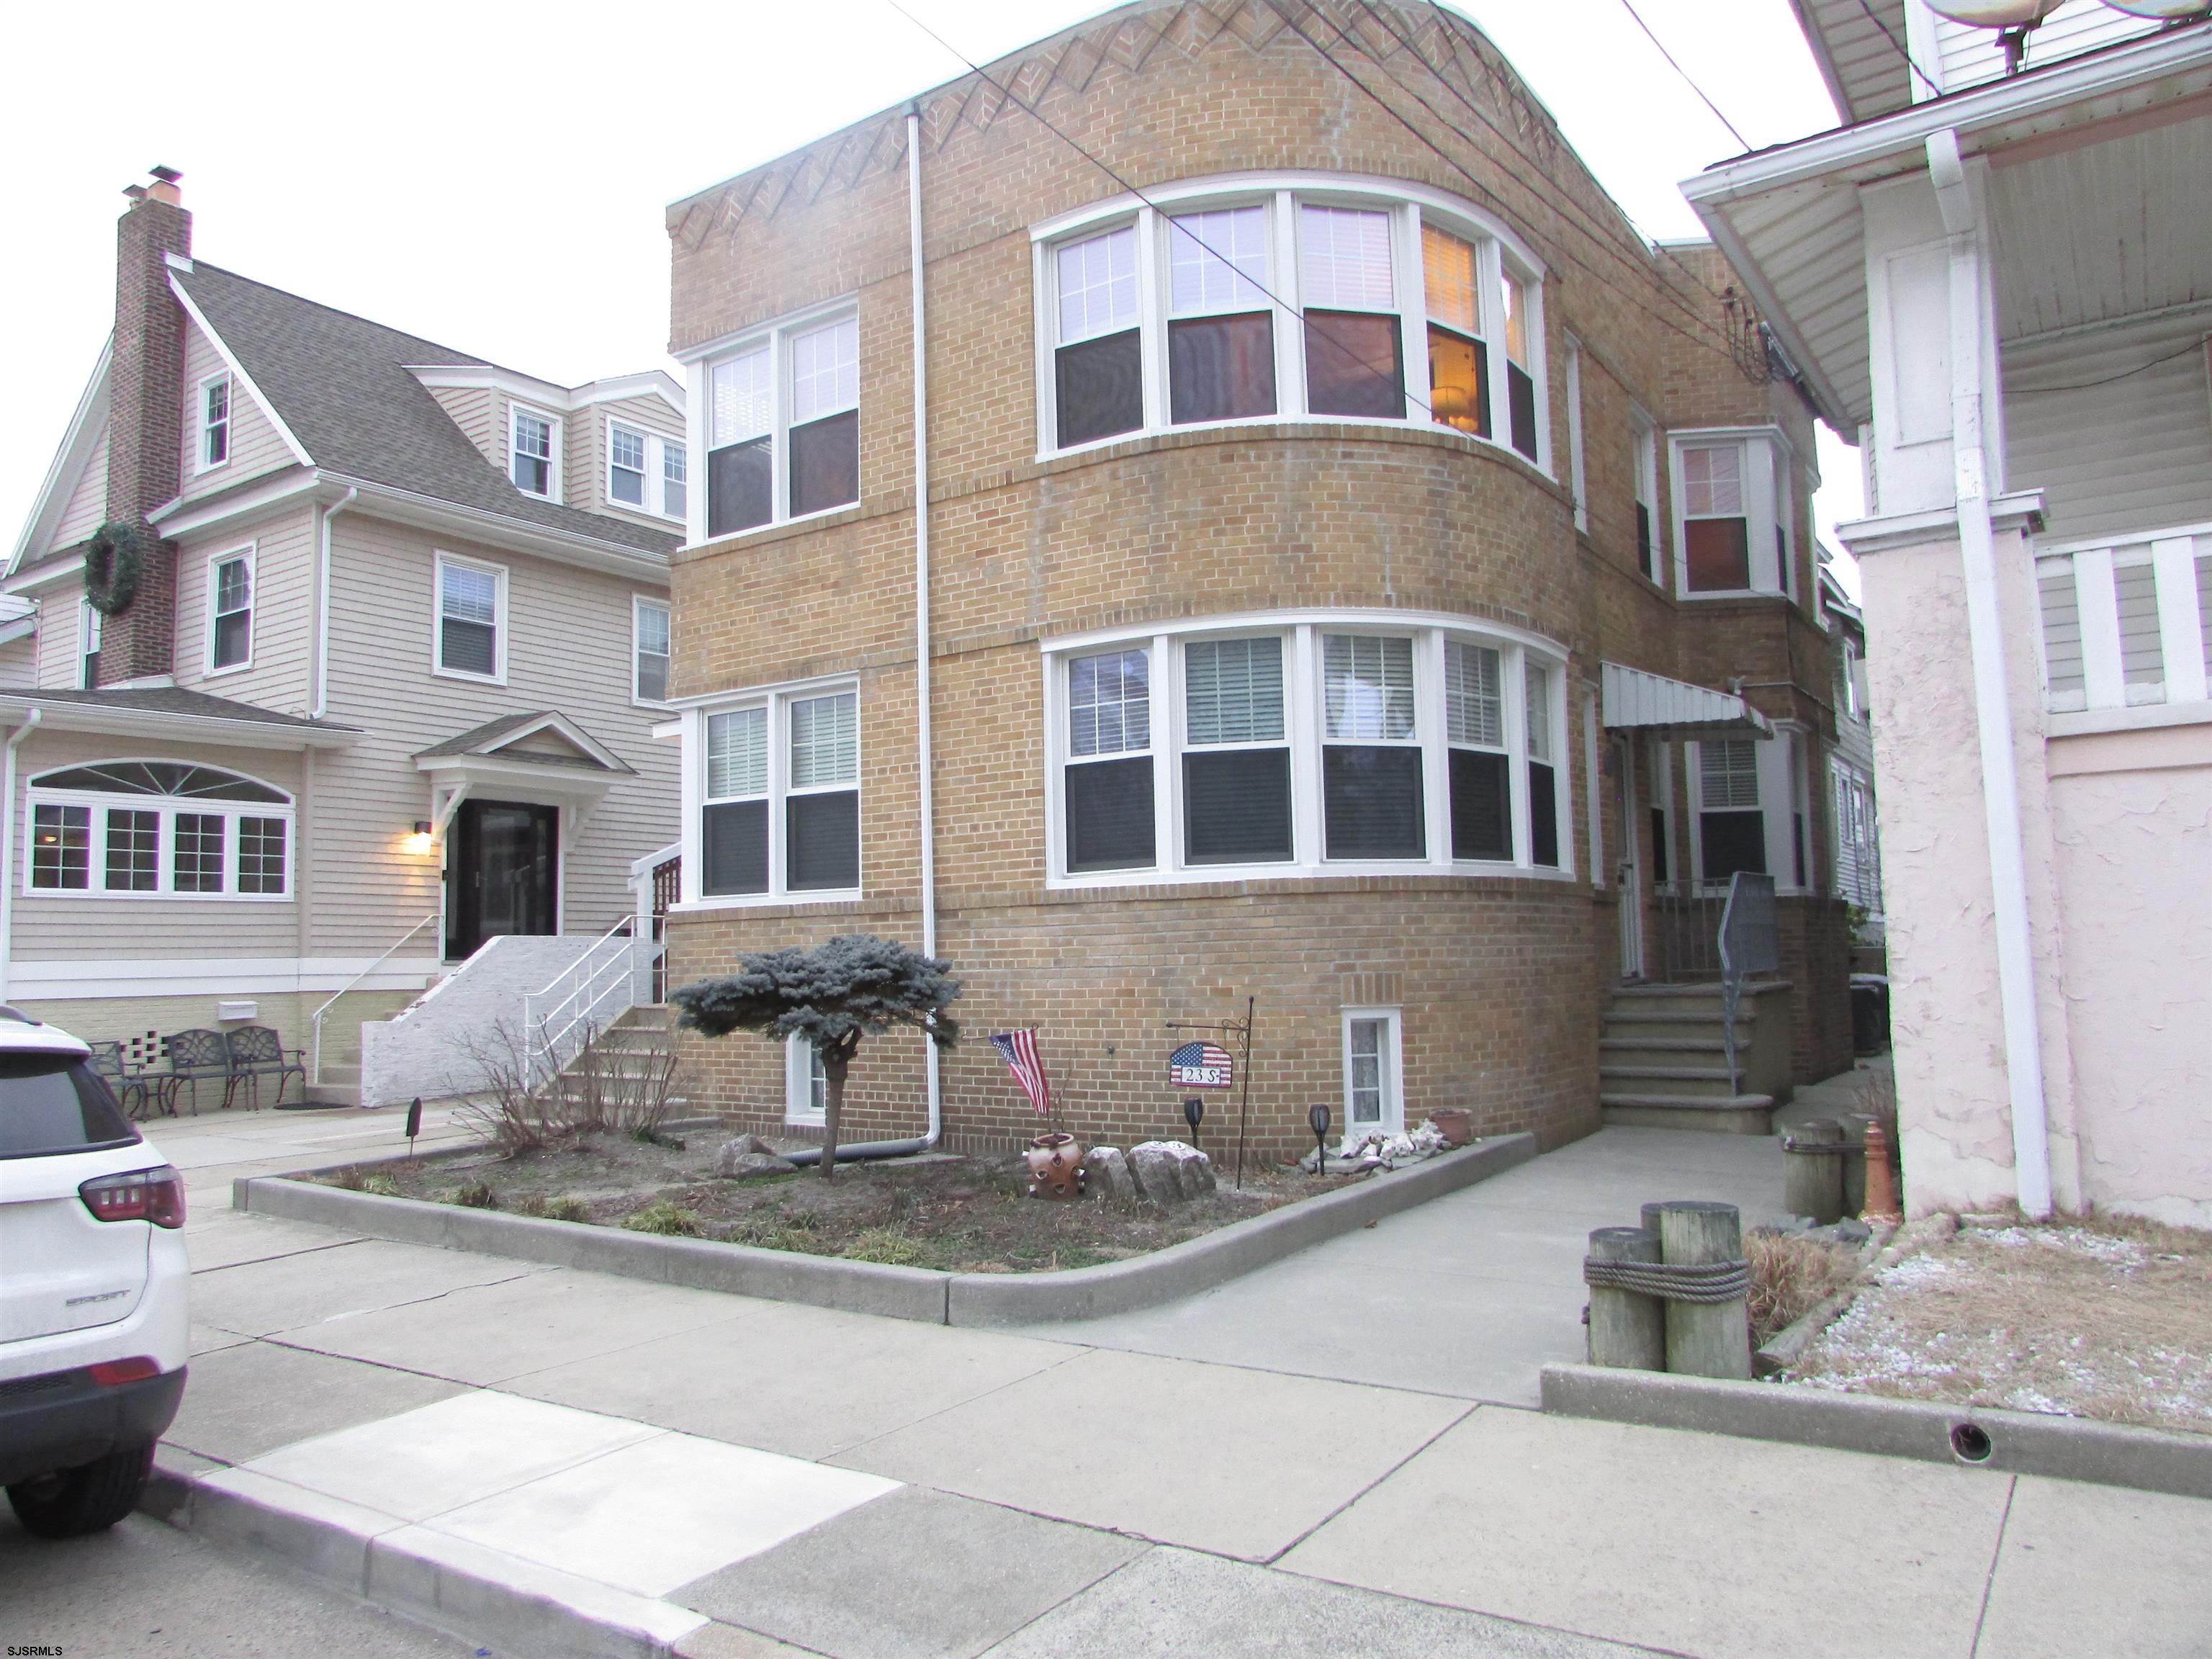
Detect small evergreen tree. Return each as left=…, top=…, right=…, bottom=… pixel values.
left=670, top=934, right=960, bottom=1182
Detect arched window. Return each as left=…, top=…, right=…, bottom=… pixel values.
left=27, top=761, right=293, bottom=899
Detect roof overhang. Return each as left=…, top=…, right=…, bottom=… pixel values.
left=318, top=474, right=673, bottom=583
left=413, top=752, right=622, bottom=807
left=9, top=338, right=111, bottom=578
left=1600, top=662, right=1773, bottom=740
left=0, top=696, right=360, bottom=752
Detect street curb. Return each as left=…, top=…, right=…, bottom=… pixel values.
left=233, top=1135, right=1534, bottom=1326
left=146, top=1451, right=706, bottom=1659
left=1540, top=1362, right=2212, bottom=1500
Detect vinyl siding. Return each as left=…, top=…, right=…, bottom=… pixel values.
left=52, top=426, right=108, bottom=548
left=1932, top=2, right=2157, bottom=94
left=586, top=395, right=686, bottom=530
left=35, top=595, right=87, bottom=689
left=0, top=633, right=37, bottom=685
left=179, top=318, right=296, bottom=502
left=429, top=385, right=500, bottom=468
left=2005, top=318, right=2212, bottom=547
left=171, top=505, right=317, bottom=708
left=9, top=726, right=303, bottom=963
left=314, top=509, right=676, bottom=958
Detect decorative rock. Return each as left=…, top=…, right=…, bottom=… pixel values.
left=1128, top=1140, right=1213, bottom=1203
left=1174, top=1143, right=1216, bottom=1199
left=1083, top=1146, right=1136, bottom=1202
left=714, top=1136, right=798, bottom=1178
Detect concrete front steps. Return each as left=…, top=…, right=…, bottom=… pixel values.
left=545, top=1004, right=688, bottom=1114
left=1599, top=981, right=1775, bottom=1134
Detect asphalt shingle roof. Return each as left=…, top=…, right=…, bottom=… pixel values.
left=0, top=686, right=358, bottom=732
left=171, top=263, right=679, bottom=559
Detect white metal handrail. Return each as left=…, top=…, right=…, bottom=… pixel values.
left=311, top=912, right=438, bottom=1089
left=522, top=917, right=654, bottom=1087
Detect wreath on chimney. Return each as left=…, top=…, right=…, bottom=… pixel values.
left=84, top=520, right=144, bottom=616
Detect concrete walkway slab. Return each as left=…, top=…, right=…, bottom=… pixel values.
left=184, top=1210, right=367, bottom=1272
left=165, top=1342, right=471, bottom=1466
left=189, top=1236, right=550, bottom=1338
left=676, top=1485, right=1143, bottom=1659
left=978, top=1546, right=1671, bottom=1658
left=830, top=1346, right=1469, bottom=1562
left=1277, top=1406, right=2009, bottom=1659
left=505, top=1300, right=1083, bottom=1460
left=1976, top=1476, right=2212, bottom=1658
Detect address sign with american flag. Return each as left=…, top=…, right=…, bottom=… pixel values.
left=1169, top=1040, right=1235, bottom=1089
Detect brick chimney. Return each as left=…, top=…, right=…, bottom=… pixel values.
left=99, top=166, right=190, bottom=685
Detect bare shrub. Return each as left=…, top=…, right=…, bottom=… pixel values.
left=561, top=1024, right=683, bottom=1138
left=1748, top=1231, right=1861, bottom=1348
left=452, top=1017, right=687, bottom=1154
left=451, top=1020, right=567, bottom=1154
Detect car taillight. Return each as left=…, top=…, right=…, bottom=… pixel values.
left=78, top=1165, right=186, bottom=1228
left=88, top=1356, right=161, bottom=1386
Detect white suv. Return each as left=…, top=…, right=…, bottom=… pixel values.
left=0, top=1008, right=188, bottom=1535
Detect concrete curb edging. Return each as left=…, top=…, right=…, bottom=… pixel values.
left=1540, top=1362, right=2212, bottom=1501
left=233, top=1135, right=1535, bottom=1326
left=144, top=1455, right=705, bottom=1659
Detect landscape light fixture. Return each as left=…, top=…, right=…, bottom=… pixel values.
left=1308, top=1102, right=1332, bottom=1174
left=1183, top=1096, right=1204, bottom=1149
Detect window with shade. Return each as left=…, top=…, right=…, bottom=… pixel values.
left=701, top=310, right=860, bottom=537
left=1046, top=616, right=1569, bottom=884
left=1035, top=181, right=1544, bottom=464
left=1696, top=738, right=1766, bottom=883
left=1671, top=431, right=1797, bottom=600
left=435, top=554, right=505, bottom=682
left=1681, top=444, right=1749, bottom=593
left=696, top=685, right=860, bottom=902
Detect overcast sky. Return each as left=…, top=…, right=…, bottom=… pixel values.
left=2, top=0, right=1863, bottom=586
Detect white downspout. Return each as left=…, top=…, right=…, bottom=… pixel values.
left=313, top=487, right=357, bottom=719
left=0, top=708, right=43, bottom=1006
left=908, top=105, right=941, bottom=1150
left=1929, top=128, right=2051, bottom=1217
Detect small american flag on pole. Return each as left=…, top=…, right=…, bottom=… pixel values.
left=990, top=1029, right=1053, bottom=1115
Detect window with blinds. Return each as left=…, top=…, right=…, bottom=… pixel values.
left=703, top=308, right=860, bottom=536
left=1323, top=634, right=1422, bottom=860
left=1301, top=206, right=1403, bottom=420
left=1167, top=206, right=1276, bottom=425
left=1423, top=223, right=1488, bottom=440
left=787, top=691, right=860, bottom=891
left=702, top=706, right=770, bottom=896
left=1524, top=657, right=1559, bottom=868
left=1056, top=226, right=1143, bottom=448
left=1066, top=647, right=1155, bottom=872
left=1183, top=637, right=1291, bottom=864
left=1698, top=737, right=1765, bottom=883
left=1682, top=444, right=1750, bottom=592
left=696, top=686, right=863, bottom=901
left=709, top=346, right=773, bottom=534
left=1445, top=642, right=1509, bottom=861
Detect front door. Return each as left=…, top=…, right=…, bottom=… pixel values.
left=446, top=799, right=559, bottom=960
left=1615, top=737, right=1645, bottom=979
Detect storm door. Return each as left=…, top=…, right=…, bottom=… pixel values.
left=446, top=799, right=558, bottom=959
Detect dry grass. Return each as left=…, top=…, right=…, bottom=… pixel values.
left=1789, top=1213, right=2212, bottom=1435
left=1747, top=1231, right=1862, bottom=1348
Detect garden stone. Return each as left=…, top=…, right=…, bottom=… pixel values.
left=1083, top=1146, right=1136, bottom=1202
left=1129, top=1140, right=1208, bottom=1204
left=714, top=1137, right=799, bottom=1177
left=1171, top=1143, right=1216, bottom=1199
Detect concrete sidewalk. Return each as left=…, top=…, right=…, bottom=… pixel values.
left=124, top=1111, right=2212, bottom=1658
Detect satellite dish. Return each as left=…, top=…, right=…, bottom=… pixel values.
left=1919, top=0, right=2060, bottom=22
left=2100, top=0, right=2211, bottom=17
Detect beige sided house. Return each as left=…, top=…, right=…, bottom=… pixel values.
left=3, top=172, right=683, bottom=1103
left=1686, top=4, right=2212, bottom=1223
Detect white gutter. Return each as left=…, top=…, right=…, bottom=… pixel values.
left=0, top=708, right=42, bottom=1004
left=313, top=487, right=356, bottom=719
left=909, top=104, right=942, bottom=1152
left=1930, top=127, right=2051, bottom=1218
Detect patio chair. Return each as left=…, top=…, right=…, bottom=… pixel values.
left=86, top=1039, right=159, bottom=1121
left=161, top=1028, right=234, bottom=1116
left=225, top=1025, right=306, bottom=1110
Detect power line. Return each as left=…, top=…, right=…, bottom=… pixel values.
left=2008, top=338, right=2207, bottom=396
left=1615, top=0, right=1749, bottom=149
left=1851, top=0, right=1944, bottom=100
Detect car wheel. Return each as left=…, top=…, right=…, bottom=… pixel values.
left=6, top=1443, right=153, bottom=1537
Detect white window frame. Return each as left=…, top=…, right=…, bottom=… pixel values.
left=605, top=417, right=686, bottom=523
left=1669, top=427, right=1797, bottom=602
left=685, top=299, right=861, bottom=540
left=1029, top=174, right=1549, bottom=476
left=633, top=595, right=673, bottom=708
left=1632, top=408, right=1662, bottom=584
left=1040, top=608, right=1571, bottom=890
left=433, top=551, right=508, bottom=685
left=1565, top=336, right=1587, bottom=534
left=77, top=598, right=102, bottom=691
left=204, top=543, right=256, bottom=677
left=1687, top=731, right=1810, bottom=896
left=680, top=675, right=862, bottom=909
left=22, top=766, right=296, bottom=902
left=1649, top=738, right=1678, bottom=895
left=661, top=438, right=688, bottom=523
left=194, top=372, right=231, bottom=475
left=1341, top=1006, right=1406, bottom=1141
left=508, top=401, right=563, bottom=501
left=784, top=1033, right=827, bottom=1125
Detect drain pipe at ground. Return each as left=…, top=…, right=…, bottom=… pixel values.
left=786, top=104, right=940, bottom=1169
left=0, top=706, right=43, bottom=1006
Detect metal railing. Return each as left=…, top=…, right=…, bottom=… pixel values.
left=521, top=917, right=656, bottom=1088
left=310, top=912, right=439, bottom=1089
left=1718, top=873, right=1779, bottom=1094
left=2036, top=522, right=2211, bottom=715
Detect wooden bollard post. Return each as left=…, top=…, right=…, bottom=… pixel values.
left=1586, top=1226, right=1665, bottom=1370
left=1782, top=1117, right=1846, bottom=1224
left=1655, top=1200, right=1751, bottom=1380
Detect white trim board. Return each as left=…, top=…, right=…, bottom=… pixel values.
left=6, top=955, right=442, bottom=1000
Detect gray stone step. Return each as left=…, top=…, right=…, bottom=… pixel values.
left=1599, top=1092, right=1775, bottom=1135
left=1599, top=1064, right=1743, bottom=1100
left=302, top=1084, right=361, bottom=1108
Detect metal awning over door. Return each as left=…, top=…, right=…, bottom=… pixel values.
left=1600, top=662, right=1773, bottom=741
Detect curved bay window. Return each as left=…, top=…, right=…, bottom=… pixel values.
left=1035, top=176, right=1547, bottom=466
left=1046, top=614, right=1571, bottom=887
left=25, top=762, right=292, bottom=899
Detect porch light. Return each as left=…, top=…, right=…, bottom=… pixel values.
left=405, top=820, right=434, bottom=854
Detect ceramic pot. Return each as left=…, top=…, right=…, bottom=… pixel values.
left=1431, top=1108, right=1473, bottom=1147
left=1025, top=1132, right=1087, bottom=1200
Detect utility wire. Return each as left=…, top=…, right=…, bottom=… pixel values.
left=1615, top=0, right=1750, bottom=149
left=2008, top=338, right=2207, bottom=396
left=1852, top=0, right=1944, bottom=100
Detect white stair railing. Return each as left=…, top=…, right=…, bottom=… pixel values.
left=522, top=917, right=656, bottom=1088
left=311, top=912, right=439, bottom=1090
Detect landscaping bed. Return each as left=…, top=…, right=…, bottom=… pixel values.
left=319, top=1133, right=1366, bottom=1274
left=1781, top=1213, right=2212, bottom=1437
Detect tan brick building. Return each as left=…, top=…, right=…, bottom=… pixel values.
left=657, top=0, right=1852, bottom=1163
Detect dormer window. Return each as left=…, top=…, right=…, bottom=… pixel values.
left=196, top=374, right=230, bottom=472
left=606, top=419, right=687, bottom=523
left=1670, top=429, right=1796, bottom=601
left=510, top=405, right=559, bottom=499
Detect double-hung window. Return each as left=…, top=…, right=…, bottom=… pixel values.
left=209, top=549, right=252, bottom=673
left=701, top=311, right=860, bottom=536
left=609, top=423, right=649, bottom=508
left=1632, top=412, right=1660, bottom=582
left=1696, top=738, right=1765, bottom=883
left=1565, top=338, right=1587, bottom=534
left=662, top=442, right=688, bottom=521
left=78, top=600, right=101, bottom=691
left=1038, top=182, right=1545, bottom=464
left=25, top=763, right=293, bottom=899
left=608, top=421, right=687, bottom=523
left=634, top=598, right=671, bottom=704
left=1673, top=431, right=1797, bottom=599
left=196, top=374, right=230, bottom=472
left=696, top=685, right=860, bottom=901
left=436, top=554, right=505, bottom=682
left=1048, top=617, right=1570, bottom=884
left=510, top=405, right=558, bottom=499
